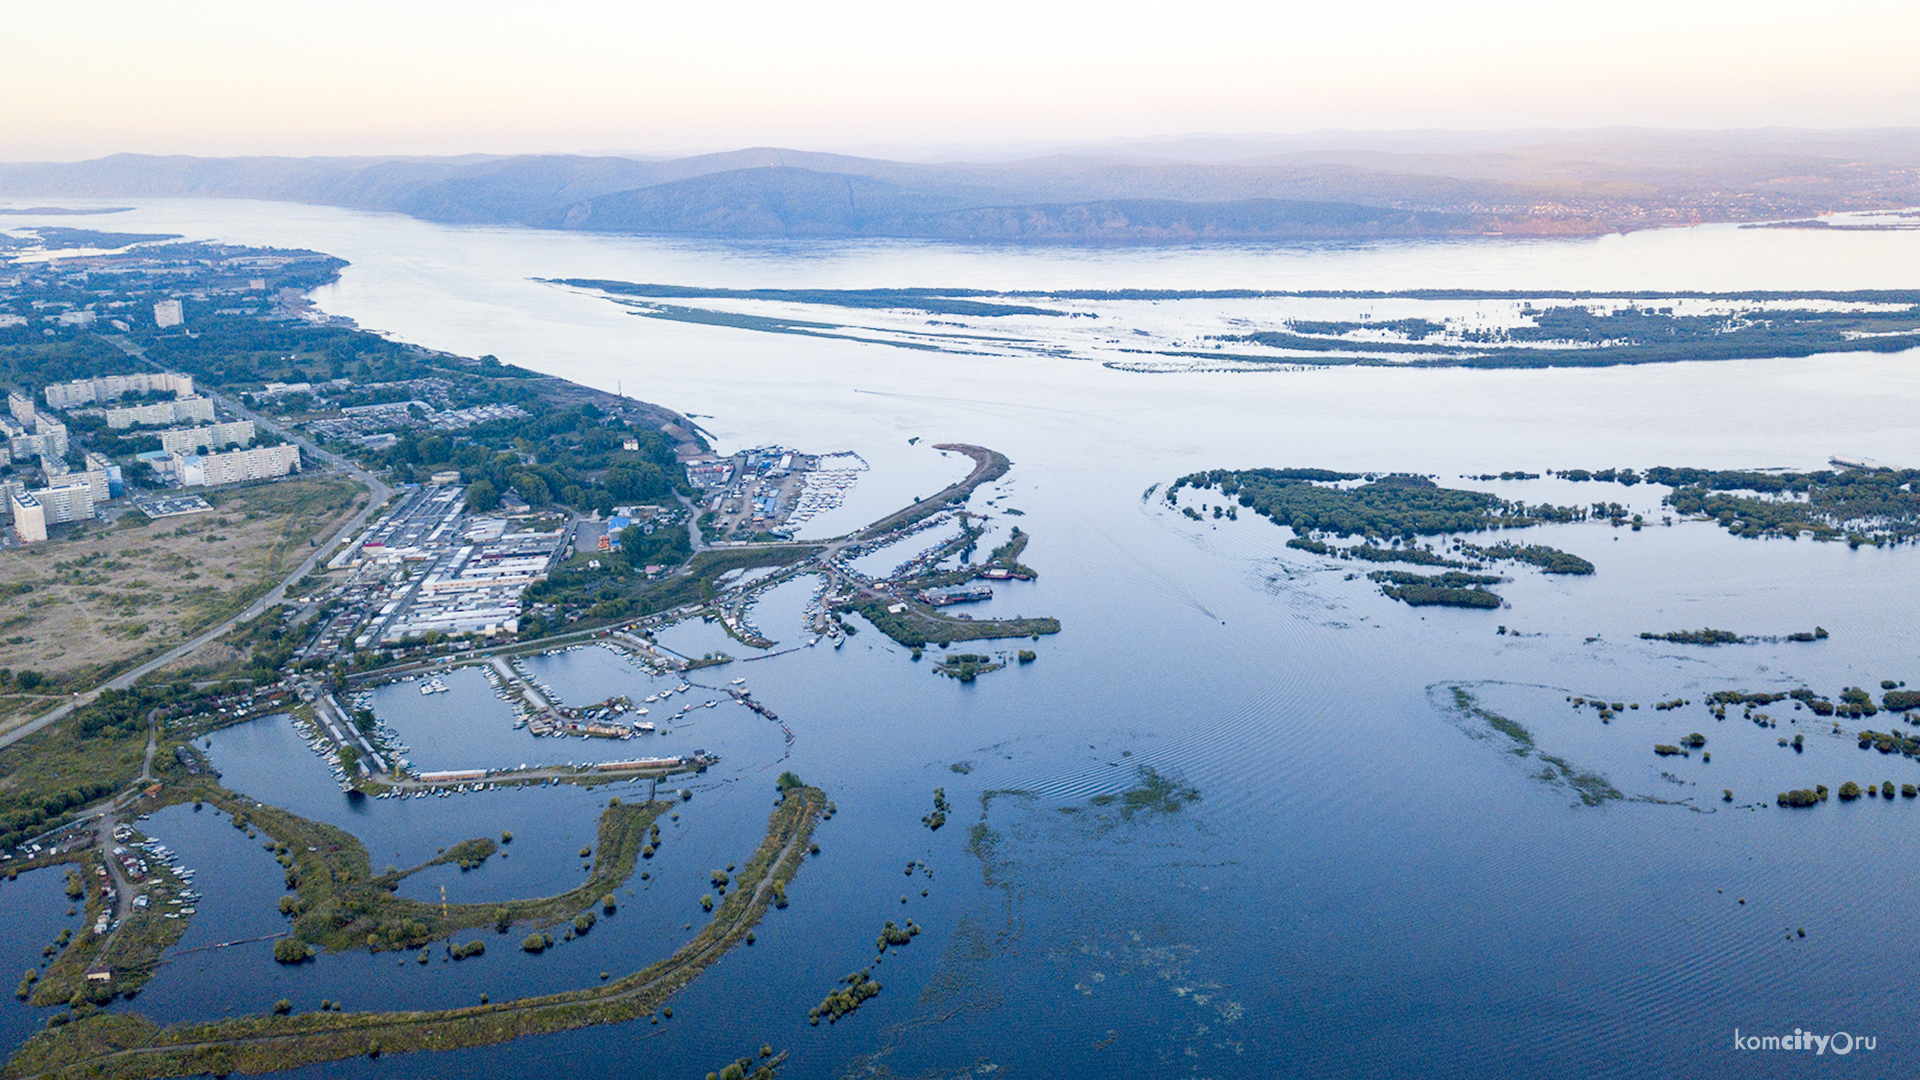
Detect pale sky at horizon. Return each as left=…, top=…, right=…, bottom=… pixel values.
left=3, top=0, right=1916, bottom=161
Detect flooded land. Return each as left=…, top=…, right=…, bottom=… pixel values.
left=2, top=199, right=1919, bottom=1080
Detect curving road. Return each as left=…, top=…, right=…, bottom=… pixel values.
left=0, top=339, right=394, bottom=751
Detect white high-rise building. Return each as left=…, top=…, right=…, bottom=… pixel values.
left=175, top=444, right=301, bottom=487
left=31, top=480, right=95, bottom=525
left=7, top=419, right=67, bottom=463
left=9, top=489, right=46, bottom=544
left=7, top=392, right=34, bottom=427
left=158, top=420, right=255, bottom=455
left=153, top=299, right=183, bottom=329
left=106, top=397, right=215, bottom=429
left=42, top=372, right=194, bottom=409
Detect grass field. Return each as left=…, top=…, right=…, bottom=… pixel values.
left=0, top=475, right=364, bottom=732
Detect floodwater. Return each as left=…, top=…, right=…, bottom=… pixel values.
left=4, top=198, right=1920, bottom=1078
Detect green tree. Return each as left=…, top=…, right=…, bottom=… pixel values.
left=466, top=479, right=500, bottom=512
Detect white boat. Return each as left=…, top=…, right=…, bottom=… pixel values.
left=731, top=678, right=746, bottom=685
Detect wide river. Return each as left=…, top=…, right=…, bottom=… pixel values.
left=5, top=200, right=1920, bottom=1079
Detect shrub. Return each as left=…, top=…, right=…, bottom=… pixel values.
left=272, top=939, right=313, bottom=964
left=1838, top=781, right=1862, bottom=801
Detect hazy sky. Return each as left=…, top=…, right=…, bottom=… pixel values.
left=5, top=0, right=1916, bottom=160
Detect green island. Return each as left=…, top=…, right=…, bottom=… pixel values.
left=932, top=653, right=1005, bottom=681
left=553, top=282, right=1920, bottom=371
left=1552, top=466, right=1920, bottom=546
left=833, top=511, right=1058, bottom=648
left=1169, top=469, right=1596, bottom=608
left=1639, top=627, right=1829, bottom=646
left=3, top=784, right=825, bottom=1080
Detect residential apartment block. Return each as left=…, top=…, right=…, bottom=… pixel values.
left=43, top=372, right=194, bottom=409
left=106, top=396, right=216, bottom=429
left=157, top=420, right=256, bottom=455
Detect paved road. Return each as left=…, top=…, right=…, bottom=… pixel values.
left=0, top=341, right=396, bottom=751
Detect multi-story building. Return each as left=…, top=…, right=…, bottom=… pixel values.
left=83, top=451, right=122, bottom=499
left=157, top=420, right=256, bottom=455
left=31, top=479, right=95, bottom=526
left=42, top=372, right=195, bottom=409
left=175, top=444, right=301, bottom=487
left=9, top=489, right=46, bottom=544
left=7, top=391, right=34, bottom=427
left=153, top=299, right=183, bottom=329
left=106, top=396, right=216, bottom=429
left=7, top=417, right=68, bottom=463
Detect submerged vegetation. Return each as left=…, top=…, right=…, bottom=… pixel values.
left=1441, top=686, right=1624, bottom=807
left=1459, top=542, right=1595, bottom=576
left=923, top=789, right=950, bottom=831
left=6, top=786, right=827, bottom=1080
left=807, top=970, right=881, bottom=1025
left=933, top=652, right=1005, bottom=681
left=1169, top=470, right=1604, bottom=611
left=1637, top=466, right=1920, bottom=546
left=1088, top=766, right=1201, bottom=821
left=1639, top=627, right=1829, bottom=646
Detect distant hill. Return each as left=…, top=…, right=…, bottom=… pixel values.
left=3, top=129, right=1917, bottom=243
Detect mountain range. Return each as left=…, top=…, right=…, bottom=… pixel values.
left=2, top=129, right=1917, bottom=242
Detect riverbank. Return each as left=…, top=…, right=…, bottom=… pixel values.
left=4, top=786, right=824, bottom=1080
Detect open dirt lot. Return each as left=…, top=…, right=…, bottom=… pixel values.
left=0, top=474, right=363, bottom=725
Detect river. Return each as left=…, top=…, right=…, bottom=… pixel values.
left=4, top=199, right=1919, bottom=1078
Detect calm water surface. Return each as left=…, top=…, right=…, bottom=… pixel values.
left=5, top=200, right=1920, bottom=1078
